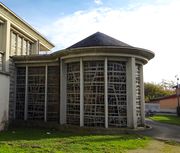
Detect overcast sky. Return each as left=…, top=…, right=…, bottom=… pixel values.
left=1, top=0, right=180, bottom=83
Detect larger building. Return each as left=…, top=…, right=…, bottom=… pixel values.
left=0, top=3, right=154, bottom=131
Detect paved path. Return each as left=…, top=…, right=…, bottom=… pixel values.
left=137, top=119, right=180, bottom=142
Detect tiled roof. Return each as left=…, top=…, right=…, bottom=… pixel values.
left=67, top=32, right=132, bottom=49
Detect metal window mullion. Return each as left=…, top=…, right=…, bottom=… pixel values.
left=80, top=58, right=84, bottom=127
left=24, top=65, right=28, bottom=120
left=104, top=58, right=108, bottom=128
left=13, top=67, right=17, bottom=119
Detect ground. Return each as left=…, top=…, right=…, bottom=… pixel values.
left=129, top=140, right=180, bottom=153
left=1, top=115, right=180, bottom=153
left=149, top=115, right=180, bottom=126
left=137, top=118, right=180, bottom=142
left=0, top=127, right=180, bottom=153
left=0, top=128, right=149, bottom=153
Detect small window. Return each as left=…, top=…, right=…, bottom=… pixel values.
left=22, top=40, right=27, bottom=55
left=10, top=30, right=34, bottom=56
left=27, top=42, right=32, bottom=55
left=11, top=32, right=17, bottom=56
left=17, top=36, right=22, bottom=55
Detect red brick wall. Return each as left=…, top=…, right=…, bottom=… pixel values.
left=159, top=97, right=179, bottom=109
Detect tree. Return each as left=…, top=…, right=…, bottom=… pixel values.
left=159, top=79, right=176, bottom=90
left=144, top=82, right=175, bottom=102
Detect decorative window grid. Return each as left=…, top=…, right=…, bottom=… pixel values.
left=16, top=67, right=26, bottom=120
left=66, top=62, right=80, bottom=125
left=9, top=59, right=16, bottom=119
left=28, top=67, right=45, bottom=120
left=108, top=61, right=127, bottom=127
left=136, top=64, right=142, bottom=126
left=47, top=66, right=59, bottom=122
left=84, top=61, right=105, bottom=127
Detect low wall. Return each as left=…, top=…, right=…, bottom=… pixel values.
left=145, top=103, right=176, bottom=113
left=159, top=108, right=176, bottom=113
left=0, top=72, right=9, bottom=131
left=145, top=103, right=160, bottom=112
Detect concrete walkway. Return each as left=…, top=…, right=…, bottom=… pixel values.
left=137, top=119, right=180, bottom=142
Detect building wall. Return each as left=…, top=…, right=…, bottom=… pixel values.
left=8, top=58, right=16, bottom=120
left=0, top=3, right=54, bottom=74
left=145, top=103, right=160, bottom=112
left=60, top=56, right=144, bottom=128
left=0, top=3, right=54, bottom=53
left=13, top=56, right=145, bottom=128
left=160, top=97, right=178, bottom=109
left=15, top=64, right=60, bottom=122
left=159, top=97, right=178, bottom=113
left=0, top=3, right=54, bottom=125
left=146, top=96, right=179, bottom=113
left=0, top=73, right=9, bottom=131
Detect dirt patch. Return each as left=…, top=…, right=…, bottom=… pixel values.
left=129, top=140, right=180, bottom=153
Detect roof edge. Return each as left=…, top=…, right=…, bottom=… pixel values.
left=65, top=46, right=155, bottom=60
left=147, top=94, right=177, bottom=102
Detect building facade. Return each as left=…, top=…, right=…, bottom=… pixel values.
left=145, top=86, right=180, bottom=114
left=145, top=95, right=178, bottom=113
left=0, top=3, right=154, bottom=130
left=0, top=3, right=54, bottom=130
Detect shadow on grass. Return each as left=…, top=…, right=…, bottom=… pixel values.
left=0, top=127, right=144, bottom=142
left=149, top=115, right=180, bottom=126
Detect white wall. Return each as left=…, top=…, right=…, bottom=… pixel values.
left=145, top=103, right=160, bottom=112
left=0, top=73, right=9, bottom=131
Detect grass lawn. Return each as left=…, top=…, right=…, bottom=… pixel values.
left=129, top=140, right=180, bottom=153
left=149, top=115, right=180, bottom=126
left=0, top=128, right=149, bottom=153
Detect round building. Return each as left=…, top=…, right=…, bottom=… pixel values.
left=13, top=32, right=154, bottom=128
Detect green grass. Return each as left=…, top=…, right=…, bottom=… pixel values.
left=149, top=115, right=180, bottom=126
left=0, top=128, right=150, bottom=153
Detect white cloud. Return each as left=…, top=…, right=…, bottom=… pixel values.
left=40, top=0, right=180, bottom=83
left=94, top=0, right=103, bottom=5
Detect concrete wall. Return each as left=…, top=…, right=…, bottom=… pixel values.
left=0, top=73, right=9, bottom=131
left=146, top=96, right=178, bottom=113
left=145, top=103, right=160, bottom=112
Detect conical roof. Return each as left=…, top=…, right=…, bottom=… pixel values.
left=67, top=32, right=132, bottom=49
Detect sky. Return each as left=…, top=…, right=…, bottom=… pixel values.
left=1, top=0, right=180, bottom=83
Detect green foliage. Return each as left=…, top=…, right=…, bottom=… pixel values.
left=0, top=128, right=150, bottom=153
left=149, top=115, right=180, bottom=125
left=144, top=82, right=175, bottom=101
